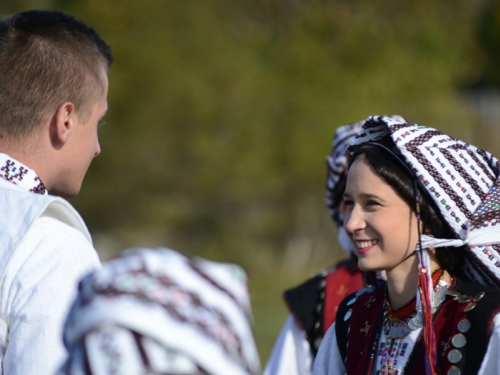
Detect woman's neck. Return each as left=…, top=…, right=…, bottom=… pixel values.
left=385, top=250, right=448, bottom=309
left=386, top=258, right=420, bottom=309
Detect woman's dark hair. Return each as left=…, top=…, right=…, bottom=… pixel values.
left=349, top=142, right=465, bottom=274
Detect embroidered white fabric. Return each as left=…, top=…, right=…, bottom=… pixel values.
left=60, top=248, right=261, bottom=375
left=0, top=172, right=101, bottom=374
left=420, top=229, right=500, bottom=250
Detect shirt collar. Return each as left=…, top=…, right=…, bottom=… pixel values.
left=0, top=153, right=48, bottom=195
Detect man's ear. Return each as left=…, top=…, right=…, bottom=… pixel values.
left=49, top=102, right=76, bottom=149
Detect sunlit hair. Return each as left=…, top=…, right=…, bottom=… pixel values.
left=0, top=10, right=113, bottom=138
left=349, top=142, right=465, bottom=274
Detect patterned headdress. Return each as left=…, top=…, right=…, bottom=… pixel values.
left=348, top=115, right=500, bottom=373
left=349, top=115, right=500, bottom=287
left=60, top=248, right=261, bottom=375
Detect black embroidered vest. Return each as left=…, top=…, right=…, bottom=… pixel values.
left=335, top=278, right=500, bottom=374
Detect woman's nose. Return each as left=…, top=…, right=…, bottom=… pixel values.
left=343, top=206, right=364, bottom=234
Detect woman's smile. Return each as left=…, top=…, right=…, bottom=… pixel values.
left=354, top=239, right=379, bottom=254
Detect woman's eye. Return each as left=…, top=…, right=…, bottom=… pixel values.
left=366, top=200, right=379, bottom=206
left=343, top=199, right=354, bottom=206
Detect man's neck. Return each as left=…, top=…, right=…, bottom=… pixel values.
left=0, top=127, right=54, bottom=192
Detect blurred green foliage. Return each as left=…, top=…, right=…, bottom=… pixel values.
left=2, top=0, right=499, bottom=363
left=475, top=0, right=500, bottom=88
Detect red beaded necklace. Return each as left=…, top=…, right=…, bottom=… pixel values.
left=386, top=268, right=444, bottom=321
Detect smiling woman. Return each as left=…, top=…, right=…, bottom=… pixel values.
left=313, top=116, right=500, bottom=375
left=344, top=154, right=422, bottom=279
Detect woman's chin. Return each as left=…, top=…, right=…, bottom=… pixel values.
left=357, top=261, right=385, bottom=273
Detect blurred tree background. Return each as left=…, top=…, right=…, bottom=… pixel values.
left=2, top=0, right=500, bottom=363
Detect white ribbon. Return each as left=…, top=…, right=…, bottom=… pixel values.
left=420, top=224, right=500, bottom=249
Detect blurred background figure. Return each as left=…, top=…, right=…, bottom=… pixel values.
left=59, top=248, right=261, bottom=375
left=263, top=122, right=365, bottom=375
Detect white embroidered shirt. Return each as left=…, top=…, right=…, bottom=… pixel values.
left=0, top=153, right=101, bottom=374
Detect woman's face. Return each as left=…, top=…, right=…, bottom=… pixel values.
left=343, top=155, right=420, bottom=274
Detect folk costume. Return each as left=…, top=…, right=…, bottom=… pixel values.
left=0, top=153, right=100, bottom=374
left=60, top=248, right=261, bottom=375
left=313, top=116, right=500, bottom=375
left=264, top=122, right=367, bottom=375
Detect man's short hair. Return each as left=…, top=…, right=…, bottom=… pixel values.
left=0, top=10, right=113, bottom=138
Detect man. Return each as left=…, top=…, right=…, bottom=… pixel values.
left=0, top=10, right=112, bottom=374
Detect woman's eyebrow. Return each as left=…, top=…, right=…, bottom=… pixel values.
left=360, top=193, right=382, bottom=199
left=343, top=192, right=385, bottom=201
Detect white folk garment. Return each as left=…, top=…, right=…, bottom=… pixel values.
left=312, top=314, right=500, bottom=375
left=0, top=154, right=101, bottom=375
left=263, top=315, right=313, bottom=375
left=60, top=248, right=261, bottom=375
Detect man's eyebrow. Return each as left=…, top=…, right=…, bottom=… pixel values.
left=98, top=114, right=107, bottom=126
left=98, top=109, right=108, bottom=123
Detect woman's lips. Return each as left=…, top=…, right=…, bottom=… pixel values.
left=355, top=239, right=379, bottom=254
